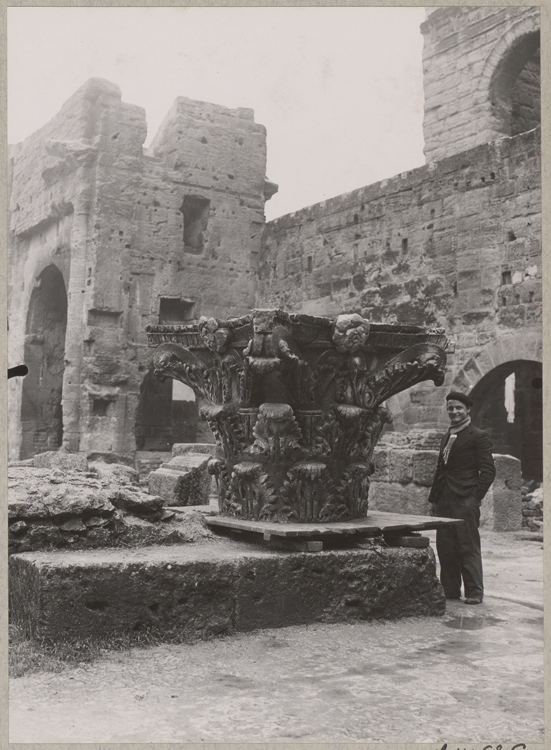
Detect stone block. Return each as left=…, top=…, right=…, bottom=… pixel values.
left=370, top=447, right=389, bottom=480
left=382, top=430, right=442, bottom=451
left=172, top=443, right=218, bottom=458
left=148, top=461, right=211, bottom=507
left=109, top=488, right=164, bottom=519
left=412, top=451, right=439, bottom=486
left=481, top=454, right=522, bottom=531
left=8, top=485, right=115, bottom=521
left=9, top=539, right=445, bottom=642
left=163, top=454, right=211, bottom=472
left=388, top=450, right=413, bottom=483
left=33, top=451, right=89, bottom=472
left=91, top=461, right=140, bottom=486
left=369, top=482, right=430, bottom=516
left=497, top=305, right=526, bottom=328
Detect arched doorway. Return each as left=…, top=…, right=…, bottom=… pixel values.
left=470, top=360, right=542, bottom=480
left=510, top=46, right=540, bottom=136
left=134, top=369, right=199, bottom=451
left=20, top=265, right=68, bottom=458
left=488, top=29, right=540, bottom=137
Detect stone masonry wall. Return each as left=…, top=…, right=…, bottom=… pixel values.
left=8, top=79, right=272, bottom=460
left=370, top=444, right=522, bottom=532
left=422, top=7, right=539, bottom=162
left=257, top=128, right=541, bottom=432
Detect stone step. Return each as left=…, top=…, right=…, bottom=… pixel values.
left=9, top=539, right=445, bottom=642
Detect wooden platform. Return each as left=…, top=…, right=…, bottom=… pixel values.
left=205, top=511, right=462, bottom=540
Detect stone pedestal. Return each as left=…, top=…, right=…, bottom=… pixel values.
left=483, top=454, right=523, bottom=531
left=9, top=540, right=445, bottom=643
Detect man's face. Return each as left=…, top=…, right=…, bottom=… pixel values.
left=447, top=399, right=470, bottom=424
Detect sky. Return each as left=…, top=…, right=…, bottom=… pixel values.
left=8, top=7, right=427, bottom=220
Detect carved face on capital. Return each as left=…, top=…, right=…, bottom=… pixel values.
left=332, top=314, right=370, bottom=354
left=198, top=316, right=230, bottom=353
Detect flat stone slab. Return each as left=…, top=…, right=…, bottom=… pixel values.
left=9, top=538, right=445, bottom=642
left=205, top=511, right=463, bottom=539
left=171, top=443, right=218, bottom=457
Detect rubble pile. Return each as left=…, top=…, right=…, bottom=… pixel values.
left=8, top=451, right=213, bottom=554
left=522, top=482, right=543, bottom=532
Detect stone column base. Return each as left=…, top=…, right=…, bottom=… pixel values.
left=10, top=540, right=445, bottom=643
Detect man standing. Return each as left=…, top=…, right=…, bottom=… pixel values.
left=428, top=391, right=496, bottom=605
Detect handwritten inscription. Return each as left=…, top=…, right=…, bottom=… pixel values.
left=437, top=744, right=527, bottom=750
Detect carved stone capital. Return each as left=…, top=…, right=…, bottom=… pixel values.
left=148, top=308, right=449, bottom=522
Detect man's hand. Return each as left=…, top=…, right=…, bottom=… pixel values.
left=429, top=503, right=438, bottom=517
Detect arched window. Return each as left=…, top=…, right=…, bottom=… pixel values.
left=510, top=46, right=540, bottom=136
left=489, top=30, right=540, bottom=137
left=134, top=369, right=199, bottom=452
left=470, top=359, right=542, bottom=480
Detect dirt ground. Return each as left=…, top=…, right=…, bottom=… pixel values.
left=9, top=530, right=544, bottom=744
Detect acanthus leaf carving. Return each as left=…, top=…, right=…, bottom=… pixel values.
left=207, top=458, right=231, bottom=514
left=363, top=343, right=447, bottom=407
left=279, top=462, right=331, bottom=523
left=338, top=463, right=371, bottom=519
left=200, top=403, right=247, bottom=459
left=250, top=403, right=303, bottom=462
left=228, top=462, right=278, bottom=521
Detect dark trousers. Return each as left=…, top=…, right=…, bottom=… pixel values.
left=435, top=495, right=483, bottom=599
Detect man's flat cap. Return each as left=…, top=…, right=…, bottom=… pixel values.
left=446, top=391, right=473, bottom=408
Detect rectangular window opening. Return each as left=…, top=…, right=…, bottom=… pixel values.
left=180, top=195, right=210, bottom=254
left=92, top=398, right=111, bottom=417
left=87, top=309, right=122, bottom=328
left=504, top=372, right=516, bottom=423
left=159, top=297, right=196, bottom=325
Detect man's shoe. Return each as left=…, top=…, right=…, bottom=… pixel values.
left=464, top=596, right=483, bottom=605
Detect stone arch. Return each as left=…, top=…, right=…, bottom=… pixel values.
left=477, top=15, right=540, bottom=137
left=134, top=368, right=199, bottom=452
left=450, top=331, right=542, bottom=480
left=469, top=360, right=542, bottom=480
left=20, top=264, right=68, bottom=458
left=450, top=331, right=542, bottom=393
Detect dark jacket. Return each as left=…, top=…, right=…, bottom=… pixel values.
left=428, top=424, right=496, bottom=505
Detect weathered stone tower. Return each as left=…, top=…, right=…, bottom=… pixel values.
left=257, top=7, right=541, bottom=479
left=8, top=78, right=276, bottom=460
left=422, top=7, right=540, bottom=161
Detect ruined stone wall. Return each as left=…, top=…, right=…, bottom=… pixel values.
left=422, top=7, right=539, bottom=162
left=9, top=78, right=271, bottom=460
left=257, top=128, right=541, bottom=431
